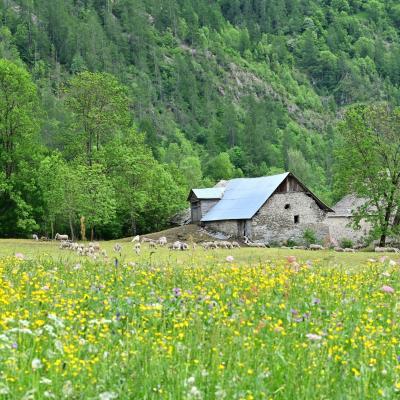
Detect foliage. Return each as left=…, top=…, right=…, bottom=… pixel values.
left=340, top=238, right=354, bottom=249
left=303, top=228, right=317, bottom=245
left=335, top=103, right=400, bottom=246
left=1, top=0, right=400, bottom=236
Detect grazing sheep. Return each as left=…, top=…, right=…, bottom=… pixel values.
left=88, top=242, right=101, bottom=252
left=134, top=243, right=141, bottom=255
left=293, top=246, right=307, bottom=250
left=202, top=241, right=218, bottom=250
left=158, top=236, right=168, bottom=246
left=101, top=249, right=107, bottom=257
left=334, top=247, right=344, bottom=252
left=179, top=242, right=189, bottom=251
left=231, top=241, right=241, bottom=248
left=169, top=241, right=185, bottom=250
left=141, top=237, right=152, bottom=243
left=344, top=248, right=356, bottom=253
left=55, top=233, right=69, bottom=241
left=32, top=234, right=39, bottom=241
left=148, top=241, right=157, bottom=249
left=40, top=236, right=49, bottom=241
left=375, top=246, right=399, bottom=253
left=131, top=235, right=140, bottom=243
left=309, top=244, right=324, bottom=250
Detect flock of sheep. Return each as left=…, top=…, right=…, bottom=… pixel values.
left=33, top=232, right=400, bottom=255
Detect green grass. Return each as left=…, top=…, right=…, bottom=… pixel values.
left=0, top=240, right=399, bottom=399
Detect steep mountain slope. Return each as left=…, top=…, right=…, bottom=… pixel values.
left=0, top=0, right=399, bottom=236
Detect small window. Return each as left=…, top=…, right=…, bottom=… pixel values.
left=294, top=215, right=300, bottom=224
left=284, top=204, right=290, bottom=210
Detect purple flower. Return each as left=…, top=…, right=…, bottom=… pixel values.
left=290, top=308, right=298, bottom=315
left=173, top=288, right=182, bottom=297
left=226, top=255, right=234, bottom=262
left=11, top=343, right=17, bottom=349
left=114, top=258, right=119, bottom=268
left=382, top=285, right=395, bottom=294
left=397, top=355, right=400, bottom=363
left=312, top=297, right=321, bottom=305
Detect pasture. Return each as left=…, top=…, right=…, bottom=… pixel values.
left=0, top=239, right=399, bottom=399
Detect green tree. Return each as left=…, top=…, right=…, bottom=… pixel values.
left=65, top=71, right=130, bottom=165
left=335, top=103, right=400, bottom=246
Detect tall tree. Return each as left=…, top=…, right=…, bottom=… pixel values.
left=335, top=103, right=400, bottom=246
left=65, top=71, right=130, bottom=165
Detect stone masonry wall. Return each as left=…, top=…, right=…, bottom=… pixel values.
left=251, top=192, right=329, bottom=244
left=204, top=221, right=239, bottom=237
left=326, top=216, right=371, bottom=245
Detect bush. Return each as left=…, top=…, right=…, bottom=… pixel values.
left=303, top=228, right=317, bottom=245
left=286, top=238, right=297, bottom=247
left=340, top=238, right=354, bottom=249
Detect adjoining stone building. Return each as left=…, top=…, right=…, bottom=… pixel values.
left=326, top=194, right=372, bottom=244
left=189, top=172, right=333, bottom=244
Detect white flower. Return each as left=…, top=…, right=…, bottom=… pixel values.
left=40, top=377, right=52, bottom=385
left=0, top=384, right=10, bottom=395
left=43, top=391, right=56, bottom=398
left=306, top=333, right=322, bottom=341
left=186, top=376, right=195, bottom=386
left=62, top=381, right=74, bottom=397
left=31, top=358, right=43, bottom=370
left=99, top=392, right=118, bottom=400
left=187, top=386, right=202, bottom=399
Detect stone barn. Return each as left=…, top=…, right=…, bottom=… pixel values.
left=326, top=194, right=372, bottom=245
left=189, top=172, right=333, bottom=244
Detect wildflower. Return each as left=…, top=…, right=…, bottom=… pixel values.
left=15, top=253, right=25, bottom=260
left=226, top=255, right=234, bottom=262
left=382, top=285, right=395, bottom=294
left=286, top=256, right=296, bottom=263
left=40, top=377, right=52, bottom=385
left=311, top=297, right=321, bottom=305
left=173, top=287, right=182, bottom=297
left=99, top=392, right=118, bottom=400
left=11, top=342, right=17, bottom=349
left=187, top=386, right=202, bottom=399
left=382, top=271, right=391, bottom=277
left=62, top=381, right=73, bottom=397
left=306, top=333, right=322, bottom=341
left=31, top=358, right=43, bottom=370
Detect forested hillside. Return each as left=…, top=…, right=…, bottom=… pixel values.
left=1, top=0, right=400, bottom=238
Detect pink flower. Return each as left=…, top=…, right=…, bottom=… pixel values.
left=286, top=256, right=297, bottom=263
left=381, top=285, right=395, bottom=294
left=379, top=256, right=388, bottom=263
left=306, top=333, right=322, bottom=341
left=14, top=253, right=25, bottom=260
left=226, top=255, right=234, bottom=262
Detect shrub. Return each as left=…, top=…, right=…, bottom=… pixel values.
left=341, top=238, right=354, bottom=249
left=286, top=238, right=297, bottom=247
left=303, top=228, right=317, bottom=245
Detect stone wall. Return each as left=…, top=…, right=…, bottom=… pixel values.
left=326, top=216, right=371, bottom=245
left=251, top=192, right=329, bottom=244
left=204, top=220, right=240, bottom=237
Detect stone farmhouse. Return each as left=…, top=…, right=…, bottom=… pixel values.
left=188, top=172, right=334, bottom=244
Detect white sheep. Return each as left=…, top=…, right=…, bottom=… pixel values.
left=158, top=236, right=167, bottom=246
left=32, top=234, right=39, bottom=241
left=55, top=233, right=69, bottom=241
left=131, top=235, right=140, bottom=243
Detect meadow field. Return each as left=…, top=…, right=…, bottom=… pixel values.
left=0, top=240, right=399, bottom=399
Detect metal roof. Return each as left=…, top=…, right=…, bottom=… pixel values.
left=201, top=173, right=290, bottom=221
left=190, top=187, right=225, bottom=200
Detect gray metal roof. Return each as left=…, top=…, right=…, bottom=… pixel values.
left=191, top=187, right=225, bottom=200
left=201, top=173, right=290, bottom=221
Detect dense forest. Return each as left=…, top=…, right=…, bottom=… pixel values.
left=1, top=0, right=400, bottom=238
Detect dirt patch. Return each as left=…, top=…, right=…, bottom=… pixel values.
left=120, top=224, right=215, bottom=244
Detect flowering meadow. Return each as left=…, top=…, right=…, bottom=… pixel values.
left=0, top=252, right=400, bottom=399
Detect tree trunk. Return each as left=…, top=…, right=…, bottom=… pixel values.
left=69, top=214, right=75, bottom=241
left=51, top=220, right=54, bottom=240
left=379, top=234, right=386, bottom=247
left=91, top=226, right=94, bottom=241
